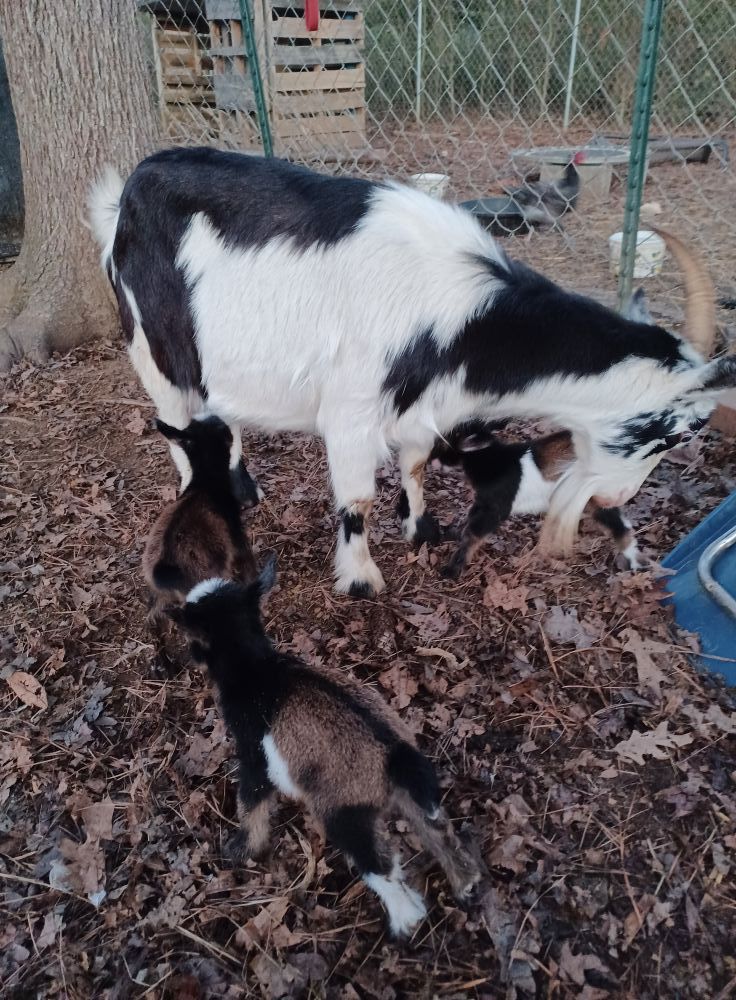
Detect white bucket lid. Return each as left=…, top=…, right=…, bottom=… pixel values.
left=608, top=229, right=664, bottom=246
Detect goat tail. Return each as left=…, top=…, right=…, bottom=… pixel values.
left=388, top=741, right=441, bottom=816
left=88, top=166, right=124, bottom=270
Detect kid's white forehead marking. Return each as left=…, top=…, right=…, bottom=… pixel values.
left=186, top=578, right=227, bottom=604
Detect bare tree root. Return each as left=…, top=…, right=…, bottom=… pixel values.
left=0, top=260, right=23, bottom=327
left=0, top=259, right=116, bottom=371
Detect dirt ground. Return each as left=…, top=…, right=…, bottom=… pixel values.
left=2, top=326, right=736, bottom=999
left=363, top=116, right=736, bottom=298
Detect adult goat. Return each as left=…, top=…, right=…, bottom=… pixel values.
left=90, top=147, right=732, bottom=597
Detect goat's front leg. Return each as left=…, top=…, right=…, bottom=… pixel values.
left=440, top=503, right=499, bottom=579
left=327, top=436, right=385, bottom=598
left=397, top=443, right=440, bottom=545
left=592, top=506, right=646, bottom=570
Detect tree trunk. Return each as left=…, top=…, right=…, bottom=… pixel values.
left=0, top=0, right=159, bottom=369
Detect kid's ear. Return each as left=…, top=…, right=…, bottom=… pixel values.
left=457, top=431, right=493, bottom=453
left=622, top=287, right=652, bottom=324
left=155, top=419, right=189, bottom=442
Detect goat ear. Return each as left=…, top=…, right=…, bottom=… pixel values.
left=693, top=355, right=736, bottom=393
left=623, top=287, right=653, bottom=324
left=457, top=431, right=492, bottom=453
left=155, top=419, right=189, bottom=442
left=256, top=552, right=278, bottom=598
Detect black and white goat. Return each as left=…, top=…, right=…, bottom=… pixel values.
left=89, top=148, right=734, bottom=598
left=143, top=416, right=257, bottom=626
left=169, top=558, right=481, bottom=938
left=430, top=427, right=645, bottom=579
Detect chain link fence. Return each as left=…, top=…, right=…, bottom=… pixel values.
left=137, top=0, right=736, bottom=307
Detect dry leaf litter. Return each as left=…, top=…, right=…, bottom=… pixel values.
left=1, top=339, right=735, bottom=999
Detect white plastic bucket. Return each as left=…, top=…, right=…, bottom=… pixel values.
left=409, top=172, right=450, bottom=199
left=608, top=230, right=666, bottom=278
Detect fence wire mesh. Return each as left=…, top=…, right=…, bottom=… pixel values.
left=137, top=0, right=736, bottom=310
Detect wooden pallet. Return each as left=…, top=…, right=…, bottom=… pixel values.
left=146, top=11, right=217, bottom=142
left=155, top=26, right=211, bottom=104
left=206, top=0, right=366, bottom=155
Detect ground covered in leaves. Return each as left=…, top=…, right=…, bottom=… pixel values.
left=1, top=339, right=736, bottom=1000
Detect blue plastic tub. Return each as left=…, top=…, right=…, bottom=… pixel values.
left=662, top=491, right=736, bottom=685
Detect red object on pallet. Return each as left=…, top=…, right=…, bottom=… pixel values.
left=305, top=0, right=319, bottom=31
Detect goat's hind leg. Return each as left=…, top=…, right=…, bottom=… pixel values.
left=126, top=322, right=200, bottom=490
left=227, top=422, right=262, bottom=510
left=325, top=804, right=426, bottom=939
left=389, top=742, right=481, bottom=902
left=230, top=749, right=276, bottom=863
left=397, top=443, right=440, bottom=545
left=395, top=790, right=482, bottom=904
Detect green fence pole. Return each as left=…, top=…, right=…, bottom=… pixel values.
left=239, top=0, right=273, bottom=158
left=617, top=0, right=665, bottom=309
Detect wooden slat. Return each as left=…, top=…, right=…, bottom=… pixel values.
left=206, top=0, right=363, bottom=15
left=160, top=68, right=205, bottom=86
left=270, top=43, right=362, bottom=68
left=162, top=86, right=213, bottom=106
left=272, top=66, right=364, bottom=93
left=209, top=44, right=247, bottom=58
left=158, top=27, right=198, bottom=45
left=160, top=50, right=199, bottom=68
left=274, top=108, right=366, bottom=138
left=158, top=41, right=198, bottom=59
left=283, top=133, right=368, bottom=157
left=271, top=14, right=363, bottom=41
left=272, top=90, right=364, bottom=113
left=212, top=75, right=258, bottom=112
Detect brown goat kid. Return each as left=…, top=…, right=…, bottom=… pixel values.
left=142, top=417, right=257, bottom=638
left=170, top=558, right=482, bottom=939
left=430, top=426, right=648, bottom=579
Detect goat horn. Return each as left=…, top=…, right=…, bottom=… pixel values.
left=650, top=225, right=716, bottom=357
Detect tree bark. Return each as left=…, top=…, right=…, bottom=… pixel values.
left=0, top=0, right=159, bottom=369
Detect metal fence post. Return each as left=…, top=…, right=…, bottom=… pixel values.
left=617, top=0, right=665, bottom=309
left=238, top=0, right=273, bottom=157
left=415, top=0, right=424, bottom=123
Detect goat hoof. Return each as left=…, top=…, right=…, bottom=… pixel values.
left=336, top=562, right=386, bottom=599
left=385, top=885, right=427, bottom=940
left=452, top=872, right=483, bottom=908
left=440, top=560, right=463, bottom=580
left=615, top=548, right=648, bottom=572
left=413, top=513, right=441, bottom=546
left=227, top=832, right=249, bottom=866
left=227, top=831, right=268, bottom=865
left=230, top=460, right=262, bottom=509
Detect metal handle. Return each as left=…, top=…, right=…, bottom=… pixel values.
left=697, top=524, right=736, bottom=620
